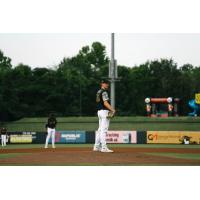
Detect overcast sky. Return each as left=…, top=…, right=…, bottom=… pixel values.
left=0, top=33, right=200, bottom=68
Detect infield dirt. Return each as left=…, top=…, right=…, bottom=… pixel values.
left=0, top=147, right=200, bottom=165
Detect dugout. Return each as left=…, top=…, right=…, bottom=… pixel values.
left=145, top=97, right=180, bottom=117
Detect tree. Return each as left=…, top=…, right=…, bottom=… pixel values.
left=57, top=42, right=109, bottom=116
left=1, top=44, right=199, bottom=120
left=0, top=50, right=12, bottom=72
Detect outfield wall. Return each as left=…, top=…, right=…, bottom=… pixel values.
left=5, top=131, right=200, bottom=144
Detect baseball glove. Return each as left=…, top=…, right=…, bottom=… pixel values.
left=107, top=111, right=115, bottom=119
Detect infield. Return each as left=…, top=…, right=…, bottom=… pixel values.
left=0, top=144, right=200, bottom=166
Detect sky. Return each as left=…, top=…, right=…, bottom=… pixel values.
left=0, top=33, right=200, bottom=68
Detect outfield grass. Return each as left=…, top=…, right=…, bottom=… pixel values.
left=0, top=153, right=30, bottom=159
left=146, top=152, right=200, bottom=160
left=2, top=116, right=200, bottom=132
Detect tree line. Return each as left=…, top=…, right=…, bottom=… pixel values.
left=0, top=42, right=200, bottom=121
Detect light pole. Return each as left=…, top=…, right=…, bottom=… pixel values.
left=79, top=69, right=82, bottom=116
left=109, top=33, right=118, bottom=109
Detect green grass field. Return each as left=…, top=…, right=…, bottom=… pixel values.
left=2, top=116, right=200, bottom=132
left=145, top=152, right=200, bottom=160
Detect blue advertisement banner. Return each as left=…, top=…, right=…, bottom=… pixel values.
left=51, top=131, right=86, bottom=143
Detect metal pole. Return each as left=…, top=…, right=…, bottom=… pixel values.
left=110, top=33, right=115, bottom=109
left=79, top=69, right=82, bottom=116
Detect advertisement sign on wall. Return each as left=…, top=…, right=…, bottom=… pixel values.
left=147, top=131, right=200, bottom=144
left=10, top=135, right=33, bottom=143
left=95, top=131, right=136, bottom=144
left=107, top=131, right=136, bottom=143
left=8, top=131, right=86, bottom=144
left=51, top=131, right=86, bottom=143
left=9, top=132, right=37, bottom=143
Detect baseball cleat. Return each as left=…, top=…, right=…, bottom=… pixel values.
left=93, top=146, right=101, bottom=152
left=101, top=148, right=114, bottom=153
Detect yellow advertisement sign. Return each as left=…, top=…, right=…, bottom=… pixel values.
left=10, top=135, right=32, bottom=143
left=195, top=93, right=200, bottom=104
left=147, top=131, right=200, bottom=144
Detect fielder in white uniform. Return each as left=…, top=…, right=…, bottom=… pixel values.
left=1, top=127, right=8, bottom=147
left=45, top=114, right=57, bottom=148
left=93, top=79, right=116, bottom=153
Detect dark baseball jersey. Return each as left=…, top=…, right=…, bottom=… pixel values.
left=96, top=89, right=110, bottom=110
left=46, top=117, right=57, bottom=129
left=0, top=128, right=7, bottom=135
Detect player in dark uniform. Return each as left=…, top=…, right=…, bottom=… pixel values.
left=45, top=113, right=57, bottom=148
left=1, top=127, right=8, bottom=147
left=93, top=79, right=115, bottom=153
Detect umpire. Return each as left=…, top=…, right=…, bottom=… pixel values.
left=93, top=79, right=115, bottom=153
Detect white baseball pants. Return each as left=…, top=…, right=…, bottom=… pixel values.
left=1, top=135, right=7, bottom=146
left=45, top=128, right=56, bottom=148
left=95, top=110, right=110, bottom=149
